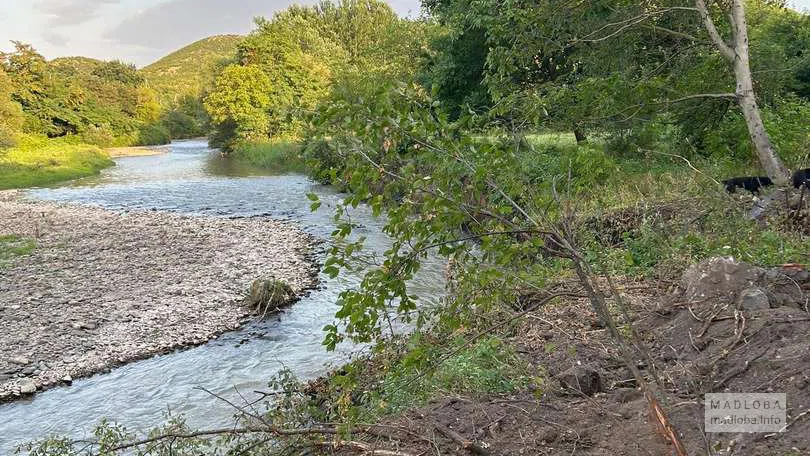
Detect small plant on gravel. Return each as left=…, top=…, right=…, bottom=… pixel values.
left=0, top=235, right=35, bottom=268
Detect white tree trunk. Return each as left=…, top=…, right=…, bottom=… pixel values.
left=696, top=0, right=790, bottom=184
left=730, top=0, right=789, bottom=184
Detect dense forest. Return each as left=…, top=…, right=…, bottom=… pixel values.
left=5, top=0, right=810, bottom=454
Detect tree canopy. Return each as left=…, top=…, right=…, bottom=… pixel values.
left=204, top=0, right=436, bottom=150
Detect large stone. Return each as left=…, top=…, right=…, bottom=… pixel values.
left=559, top=365, right=604, bottom=396
left=737, top=287, right=770, bottom=311
left=9, top=356, right=29, bottom=366
left=680, top=257, right=763, bottom=304
left=19, top=379, right=36, bottom=394
left=244, top=278, right=296, bottom=317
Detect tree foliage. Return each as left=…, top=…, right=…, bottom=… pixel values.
left=0, top=67, right=24, bottom=148
left=0, top=42, right=176, bottom=147
left=204, top=0, right=436, bottom=150
left=423, top=0, right=810, bottom=168
left=204, top=64, right=273, bottom=145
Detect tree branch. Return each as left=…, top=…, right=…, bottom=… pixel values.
left=695, top=0, right=736, bottom=61
left=642, top=24, right=709, bottom=44
left=666, top=92, right=737, bottom=103
left=574, top=7, right=699, bottom=43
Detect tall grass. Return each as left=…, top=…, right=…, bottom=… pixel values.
left=518, top=132, right=810, bottom=277
left=0, top=135, right=114, bottom=189
left=230, top=140, right=308, bottom=174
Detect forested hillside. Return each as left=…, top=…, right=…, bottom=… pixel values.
left=141, top=35, right=242, bottom=139
left=142, top=35, right=242, bottom=101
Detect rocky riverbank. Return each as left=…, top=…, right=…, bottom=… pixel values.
left=0, top=192, right=319, bottom=401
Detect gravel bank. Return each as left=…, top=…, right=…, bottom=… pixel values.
left=106, top=144, right=170, bottom=158
left=0, top=193, right=319, bottom=401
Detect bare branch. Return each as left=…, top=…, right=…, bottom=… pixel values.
left=574, top=7, right=699, bottom=43
left=695, top=0, right=736, bottom=61
left=666, top=92, right=737, bottom=103
left=408, top=229, right=556, bottom=257
left=642, top=24, right=709, bottom=44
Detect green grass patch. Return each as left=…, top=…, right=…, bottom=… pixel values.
left=312, top=335, right=538, bottom=423
left=0, top=135, right=114, bottom=189
left=230, top=140, right=308, bottom=174
left=0, top=235, right=35, bottom=268
left=378, top=336, right=533, bottom=412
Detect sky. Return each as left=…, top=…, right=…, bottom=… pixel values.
left=0, top=0, right=808, bottom=68
left=0, top=0, right=423, bottom=67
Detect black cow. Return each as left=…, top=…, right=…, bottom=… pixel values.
left=722, top=176, right=774, bottom=194
left=792, top=168, right=810, bottom=189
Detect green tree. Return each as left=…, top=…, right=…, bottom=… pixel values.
left=0, top=68, right=23, bottom=148
left=204, top=64, right=273, bottom=148
left=91, top=60, right=143, bottom=86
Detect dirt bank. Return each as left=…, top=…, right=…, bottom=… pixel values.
left=0, top=193, right=319, bottom=401
left=302, top=260, right=810, bottom=455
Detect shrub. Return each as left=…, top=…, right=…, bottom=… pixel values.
left=0, top=124, right=17, bottom=150
left=231, top=140, right=307, bottom=174
left=79, top=124, right=117, bottom=147
left=137, top=123, right=171, bottom=146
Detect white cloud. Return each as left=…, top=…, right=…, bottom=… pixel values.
left=35, top=0, right=121, bottom=26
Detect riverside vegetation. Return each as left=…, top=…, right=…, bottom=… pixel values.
left=0, top=36, right=237, bottom=189
left=6, top=0, right=810, bottom=454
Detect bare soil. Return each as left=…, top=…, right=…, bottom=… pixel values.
left=319, top=266, right=810, bottom=455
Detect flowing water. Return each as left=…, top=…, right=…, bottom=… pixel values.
left=0, top=140, right=446, bottom=453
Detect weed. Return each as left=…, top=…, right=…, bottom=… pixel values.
left=0, top=235, right=35, bottom=268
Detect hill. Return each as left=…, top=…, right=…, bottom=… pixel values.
left=141, top=35, right=242, bottom=104
left=49, top=56, right=104, bottom=77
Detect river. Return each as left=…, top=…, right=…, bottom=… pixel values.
left=0, top=140, right=446, bottom=453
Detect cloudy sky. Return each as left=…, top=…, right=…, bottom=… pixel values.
left=1, top=0, right=808, bottom=68
left=0, top=0, right=423, bottom=67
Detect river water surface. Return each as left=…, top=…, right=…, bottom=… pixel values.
left=0, top=140, right=445, bottom=453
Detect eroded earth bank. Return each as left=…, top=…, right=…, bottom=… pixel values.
left=0, top=191, right=319, bottom=401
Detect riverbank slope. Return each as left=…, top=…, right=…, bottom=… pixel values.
left=0, top=137, right=114, bottom=190
left=0, top=193, right=319, bottom=401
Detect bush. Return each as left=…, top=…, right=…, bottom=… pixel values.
left=161, top=110, right=203, bottom=139
left=137, top=123, right=171, bottom=146
left=79, top=124, right=117, bottom=147
left=0, top=124, right=17, bottom=150
left=303, top=138, right=342, bottom=183
left=231, top=140, right=307, bottom=174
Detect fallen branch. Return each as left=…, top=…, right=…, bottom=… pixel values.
left=313, top=440, right=417, bottom=456
left=769, top=407, right=810, bottom=436
left=433, top=421, right=491, bottom=456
